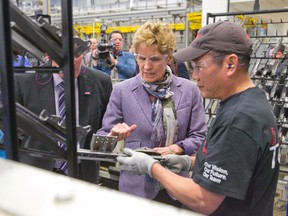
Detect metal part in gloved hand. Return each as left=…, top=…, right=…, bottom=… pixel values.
left=160, top=154, right=193, bottom=174
left=117, top=148, right=159, bottom=177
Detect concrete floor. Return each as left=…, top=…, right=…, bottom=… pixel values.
left=273, top=197, right=286, bottom=216
left=274, top=191, right=286, bottom=216
left=274, top=172, right=287, bottom=216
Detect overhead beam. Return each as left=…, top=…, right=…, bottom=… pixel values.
left=51, top=7, right=187, bottom=24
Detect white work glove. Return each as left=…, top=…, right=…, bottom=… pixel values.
left=117, top=148, right=159, bottom=177
left=160, top=154, right=193, bottom=174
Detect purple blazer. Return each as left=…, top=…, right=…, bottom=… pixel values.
left=97, top=74, right=207, bottom=199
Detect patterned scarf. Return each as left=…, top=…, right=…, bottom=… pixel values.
left=141, top=66, right=178, bottom=147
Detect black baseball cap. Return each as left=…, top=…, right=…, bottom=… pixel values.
left=173, top=21, right=253, bottom=62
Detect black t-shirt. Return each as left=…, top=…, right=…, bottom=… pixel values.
left=192, top=87, right=280, bottom=216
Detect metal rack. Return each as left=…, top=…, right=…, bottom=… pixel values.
left=0, top=1, right=79, bottom=178
left=206, top=8, right=288, bottom=26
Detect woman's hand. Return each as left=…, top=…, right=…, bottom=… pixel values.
left=153, top=144, right=184, bottom=156
left=108, top=123, right=137, bottom=141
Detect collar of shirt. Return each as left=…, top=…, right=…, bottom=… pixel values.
left=53, top=74, right=78, bottom=88
left=53, top=74, right=63, bottom=88
left=114, top=50, right=123, bottom=57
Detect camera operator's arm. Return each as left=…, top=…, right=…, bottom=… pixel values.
left=109, top=53, right=117, bottom=66
left=114, top=52, right=136, bottom=79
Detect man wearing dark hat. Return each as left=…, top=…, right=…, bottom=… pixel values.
left=14, top=36, right=113, bottom=184
left=116, top=21, right=279, bottom=215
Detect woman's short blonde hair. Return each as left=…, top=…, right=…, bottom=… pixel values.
left=132, top=21, right=176, bottom=56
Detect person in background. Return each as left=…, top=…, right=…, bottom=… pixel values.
left=92, top=30, right=136, bottom=80
left=13, top=54, right=32, bottom=67
left=128, top=43, right=135, bottom=54
left=96, top=21, right=207, bottom=207
left=168, top=56, right=190, bottom=80
left=117, top=21, right=279, bottom=215
left=0, top=130, right=5, bottom=158
left=83, top=37, right=98, bottom=68
left=269, top=44, right=288, bottom=78
left=14, top=36, right=113, bottom=184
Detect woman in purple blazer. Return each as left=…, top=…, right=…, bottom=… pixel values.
left=96, top=21, right=207, bottom=207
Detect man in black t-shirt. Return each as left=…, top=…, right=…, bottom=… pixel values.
left=191, top=87, right=278, bottom=215
left=116, top=21, right=280, bottom=215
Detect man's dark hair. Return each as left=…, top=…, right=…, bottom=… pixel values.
left=278, top=44, right=286, bottom=53
left=108, top=30, right=123, bottom=40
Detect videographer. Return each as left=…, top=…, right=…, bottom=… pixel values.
left=92, top=30, right=136, bottom=80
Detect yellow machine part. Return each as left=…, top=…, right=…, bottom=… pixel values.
left=74, top=12, right=203, bottom=36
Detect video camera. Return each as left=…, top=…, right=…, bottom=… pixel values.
left=97, top=23, right=115, bottom=60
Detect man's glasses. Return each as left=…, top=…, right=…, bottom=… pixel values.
left=190, top=58, right=213, bottom=73
left=190, top=58, right=246, bottom=73
left=135, top=54, right=168, bottom=65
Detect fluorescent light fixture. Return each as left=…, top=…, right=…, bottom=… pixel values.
left=230, top=0, right=254, bottom=2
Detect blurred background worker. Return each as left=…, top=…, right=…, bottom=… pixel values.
left=92, top=30, right=136, bottom=80
left=83, top=37, right=98, bottom=68
left=168, top=56, right=190, bottom=80
left=270, top=44, right=288, bottom=78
